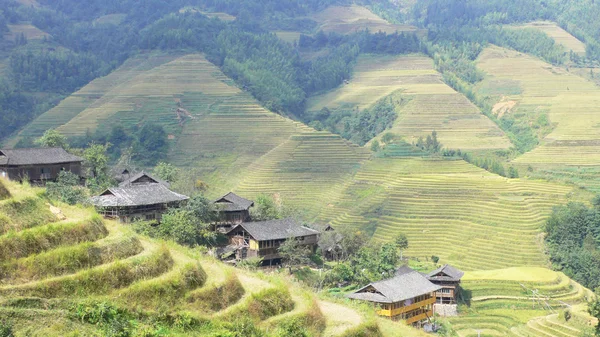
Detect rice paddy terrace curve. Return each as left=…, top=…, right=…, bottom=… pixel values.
left=447, top=267, right=596, bottom=337
left=476, top=46, right=600, bottom=191
left=307, top=54, right=512, bottom=151
left=0, top=177, right=424, bottom=336
left=9, top=52, right=312, bottom=192
left=322, top=157, right=574, bottom=271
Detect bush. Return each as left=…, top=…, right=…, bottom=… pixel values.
left=46, top=171, right=87, bottom=205
left=338, top=322, right=382, bottom=337
left=0, top=216, right=108, bottom=261
left=187, top=273, right=245, bottom=312
left=0, top=321, right=13, bottom=337
left=247, top=287, right=295, bottom=320
left=0, top=181, right=10, bottom=200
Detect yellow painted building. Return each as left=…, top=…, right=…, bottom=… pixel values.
left=348, top=266, right=441, bottom=327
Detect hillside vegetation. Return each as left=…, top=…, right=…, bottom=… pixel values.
left=475, top=46, right=600, bottom=192
left=307, top=54, right=511, bottom=151
left=0, top=178, right=431, bottom=337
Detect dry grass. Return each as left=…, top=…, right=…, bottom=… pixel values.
left=186, top=272, right=245, bottom=313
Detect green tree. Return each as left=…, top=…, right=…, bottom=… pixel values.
left=154, top=162, right=179, bottom=183
left=83, top=143, right=110, bottom=182
left=395, top=233, right=409, bottom=260
left=370, top=140, right=381, bottom=152
left=46, top=171, right=87, bottom=205
left=35, top=129, right=68, bottom=149
left=381, top=132, right=395, bottom=145
left=251, top=194, right=283, bottom=221
left=279, top=238, right=312, bottom=273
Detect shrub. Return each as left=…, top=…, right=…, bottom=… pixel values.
left=187, top=273, right=245, bottom=312
left=0, top=216, right=108, bottom=261
left=0, top=197, right=57, bottom=234
left=46, top=171, right=87, bottom=205
left=247, top=287, right=295, bottom=321
left=118, top=262, right=207, bottom=309
left=0, top=247, right=173, bottom=298
left=0, top=181, right=10, bottom=200
left=338, top=322, right=382, bottom=337
left=0, top=321, right=13, bottom=337
left=0, top=236, right=143, bottom=282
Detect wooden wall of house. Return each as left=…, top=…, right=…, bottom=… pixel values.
left=4, top=162, right=82, bottom=181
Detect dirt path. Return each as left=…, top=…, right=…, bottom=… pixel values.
left=318, top=300, right=362, bottom=336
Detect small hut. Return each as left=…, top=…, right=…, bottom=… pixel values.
left=213, top=192, right=254, bottom=228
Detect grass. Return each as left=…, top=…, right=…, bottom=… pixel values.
left=307, top=54, right=511, bottom=151
left=0, top=197, right=58, bottom=234
left=0, top=247, right=173, bottom=298
left=0, top=216, right=108, bottom=261
left=0, top=180, right=10, bottom=200
left=0, top=235, right=142, bottom=283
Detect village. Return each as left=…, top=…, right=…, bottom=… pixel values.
left=0, top=146, right=465, bottom=330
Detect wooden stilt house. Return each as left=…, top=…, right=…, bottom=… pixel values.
left=348, top=266, right=441, bottom=327
left=91, top=172, right=188, bottom=223
left=426, top=264, right=464, bottom=304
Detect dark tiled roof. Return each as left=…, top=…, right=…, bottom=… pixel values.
left=426, top=264, right=465, bottom=282
left=91, top=184, right=188, bottom=207
left=348, top=267, right=441, bottom=303
left=0, top=148, right=82, bottom=166
left=118, top=172, right=169, bottom=188
left=213, top=192, right=254, bottom=211
left=227, top=218, right=319, bottom=241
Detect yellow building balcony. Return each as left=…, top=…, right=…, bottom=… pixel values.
left=376, top=296, right=436, bottom=317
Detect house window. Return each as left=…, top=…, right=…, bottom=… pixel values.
left=40, top=167, right=51, bottom=179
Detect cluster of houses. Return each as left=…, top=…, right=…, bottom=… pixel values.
left=0, top=146, right=464, bottom=328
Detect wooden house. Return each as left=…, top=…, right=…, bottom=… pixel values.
left=348, top=266, right=441, bottom=327
left=426, top=264, right=464, bottom=305
left=226, top=218, right=319, bottom=264
left=213, top=192, right=254, bottom=227
left=91, top=172, right=188, bottom=223
left=0, top=148, right=83, bottom=183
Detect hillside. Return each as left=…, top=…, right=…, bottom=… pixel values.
left=0, top=177, right=433, bottom=337
left=311, top=5, right=419, bottom=35
left=510, top=22, right=586, bottom=55
left=476, top=46, right=600, bottom=192
left=7, top=53, right=312, bottom=193
left=307, top=54, right=512, bottom=151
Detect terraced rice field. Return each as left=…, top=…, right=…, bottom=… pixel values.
left=0, top=177, right=422, bottom=336
left=512, top=22, right=586, bottom=55
left=8, top=52, right=311, bottom=191
left=324, top=158, right=574, bottom=271
left=447, top=267, right=595, bottom=337
left=477, top=46, right=600, bottom=169
left=4, top=24, right=49, bottom=41
left=235, top=132, right=370, bottom=218
left=307, top=54, right=511, bottom=151
left=311, top=5, right=418, bottom=35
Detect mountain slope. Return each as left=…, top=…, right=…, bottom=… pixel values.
left=307, top=54, right=512, bottom=151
